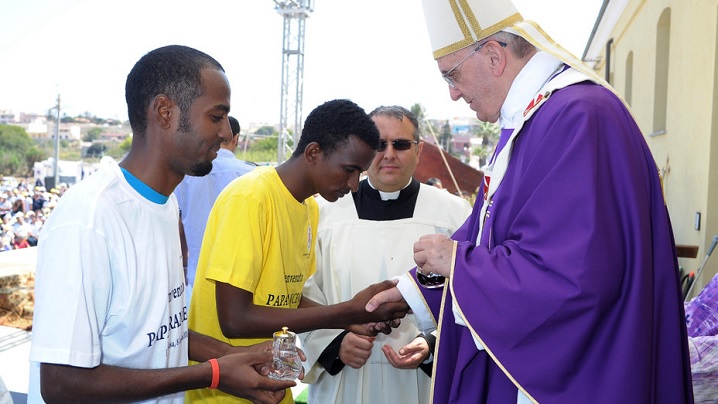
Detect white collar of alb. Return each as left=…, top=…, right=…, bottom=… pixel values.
left=500, top=51, right=562, bottom=129
left=367, top=178, right=412, bottom=201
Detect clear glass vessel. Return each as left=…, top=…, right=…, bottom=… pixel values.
left=268, top=326, right=302, bottom=381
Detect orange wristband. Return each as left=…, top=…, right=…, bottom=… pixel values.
left=208, top=358, right=220, bottom=389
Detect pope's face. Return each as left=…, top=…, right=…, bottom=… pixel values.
left=437, top=41, right=506, bottom=123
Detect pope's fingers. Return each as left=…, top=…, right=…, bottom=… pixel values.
left=415, top=233, right=449, bottom=248
left=414, top=251, right=427, bottom=270
left=365, top=286, right=404, bottom=312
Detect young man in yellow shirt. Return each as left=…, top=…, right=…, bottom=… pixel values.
left=188, top=99, right=409, bottom=403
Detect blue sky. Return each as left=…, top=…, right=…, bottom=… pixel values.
left=0, top=0, right=603, bottom=124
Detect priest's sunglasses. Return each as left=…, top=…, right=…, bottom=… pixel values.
left=378, top=139, right=418, bottom=152
left=442, top=40, right=508, bottom=88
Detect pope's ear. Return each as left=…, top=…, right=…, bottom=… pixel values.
left=486, top=41, right=508, bottom=76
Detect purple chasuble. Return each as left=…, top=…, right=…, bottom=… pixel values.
left=412, top=81, right=693, bottom=403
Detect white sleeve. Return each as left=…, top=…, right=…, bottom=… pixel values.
left=30, top=223, right=111, bottom=368
left=395, top=273, right=436, bottom=334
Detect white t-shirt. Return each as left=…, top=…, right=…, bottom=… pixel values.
left=28, top=161, right=188, bottom=404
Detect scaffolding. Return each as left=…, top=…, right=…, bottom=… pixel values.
left=273, top=0, right=314, bottom=162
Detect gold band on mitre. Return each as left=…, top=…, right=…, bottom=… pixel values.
left=420, top=0, right=612, bottom=95
left=421, top=0, right=523, bottom=59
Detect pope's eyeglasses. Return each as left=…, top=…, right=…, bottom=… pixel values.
left=442, top=40, right=508, bottom=88
left=378, top=139, right=418, bottom=152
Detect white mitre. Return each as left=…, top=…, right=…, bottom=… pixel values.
left=419, top=0, right=607, bottom=86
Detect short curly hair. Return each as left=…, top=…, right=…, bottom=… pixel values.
left=125, top=45, right=224, bottom=136
left=291, top=99, right=380, bottom=159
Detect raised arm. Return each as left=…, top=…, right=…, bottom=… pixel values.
left=215, top=280, right=408, bottom=339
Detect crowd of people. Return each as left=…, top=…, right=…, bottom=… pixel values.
left=0, top=181, right=66, bottom=252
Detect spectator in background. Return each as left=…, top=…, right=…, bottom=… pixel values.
left=425, top=177, right=443, bottom=189
left=684, top=270, right=718, bottom=403
left=22, top=189, right=32, bottom=213
left=175, top=115, right=256, bottom=302
left=10, top=212, right=31, bottom=240
left=32, top=188, right=46, bottom=214
left=0, top=214, right=10, bottom=230
left=12, top=229, right=29, bottom=249
left=0, top=194, right=10, bottom=217
left=0, top=225, right=12, bottom=252
left=10, top=198, right=25, bottom=216
left=24, top=211, right=40, bottom=246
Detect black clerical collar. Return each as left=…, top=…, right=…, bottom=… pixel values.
left=367, top=178, right=412, bottom=201
left=352, top=178, right=420, bottom=220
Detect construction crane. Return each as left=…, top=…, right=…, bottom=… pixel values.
left=273, top=0, right=314, bottom=162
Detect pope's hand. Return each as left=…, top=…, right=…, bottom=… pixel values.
left=414, top=234, right=455, bottom=278
left=365, top=286, right=404, bottom=312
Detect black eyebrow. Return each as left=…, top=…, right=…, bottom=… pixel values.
left=213, top=104, right=230, bottom=114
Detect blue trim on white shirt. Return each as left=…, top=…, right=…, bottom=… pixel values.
left=120, top=167, right=169, bottom=204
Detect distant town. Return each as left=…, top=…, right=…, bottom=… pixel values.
left=0, top=107, right=497, bottom=189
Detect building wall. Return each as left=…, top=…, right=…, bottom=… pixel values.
left=590, top=0, right=718, bottom=290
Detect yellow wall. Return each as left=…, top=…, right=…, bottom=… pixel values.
left=591, top=0, right=718, bottom=295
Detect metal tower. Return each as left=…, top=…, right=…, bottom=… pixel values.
left=274, top=0, right=314, bottom=162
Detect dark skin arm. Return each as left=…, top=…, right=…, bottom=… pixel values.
left=298, top=296, right=397, bottom=336
left=40, top=331, right=295, bottom=404
left=216, top=280, right=409, bottom=339
left=190, top=334, right=307, bottom=378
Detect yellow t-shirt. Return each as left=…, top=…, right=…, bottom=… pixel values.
left=187, top=166, right=318, bottom=403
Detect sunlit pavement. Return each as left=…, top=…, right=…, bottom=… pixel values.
left=0, top=325, right=30, bottom=403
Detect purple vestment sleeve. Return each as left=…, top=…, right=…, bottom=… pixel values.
left=429, top=82, right=693, bottom=403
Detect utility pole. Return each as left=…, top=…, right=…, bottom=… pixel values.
left=50, top=94, right=61, bottom=188
left=274, top=0, right=313, bottom=163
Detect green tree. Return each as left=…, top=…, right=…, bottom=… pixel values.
left=0, top=125, right=33, bottom=154
left=472, top=121, right=500, bottom=166
left=24, top=146, right=47, bottom=176
left=119, top=136, right=132, bottom=154
left=410, top=103, right=426, bottom=122
left=240, top=136, right=279, bottom=164
left=83, top=127, right=103, bottom=142
left=85, top=142, right=106, bottom=158
left=410, top=103, right=434, bottom=141
left=0, top=125, right=34, bottom=175
left=255, top=126, right=276, bottom=136
left=0, top=152, right=22, bottom=176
